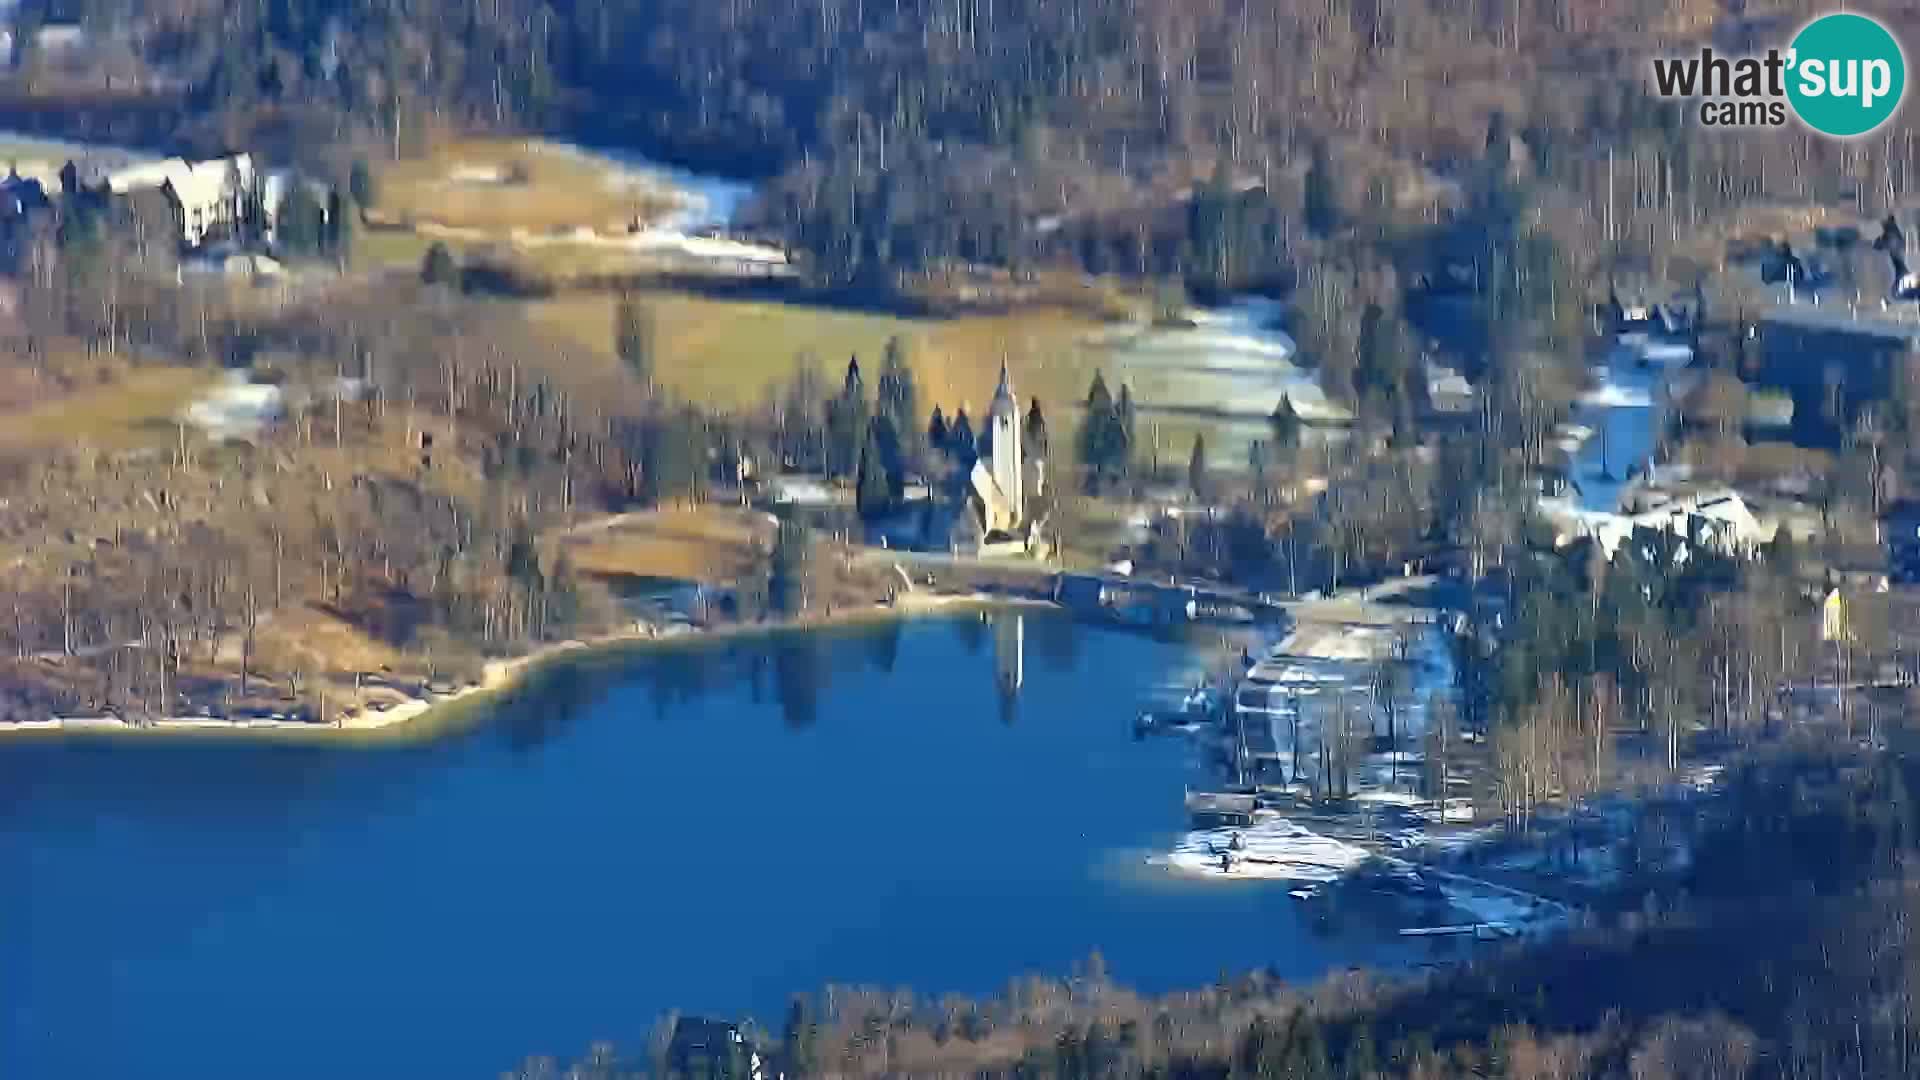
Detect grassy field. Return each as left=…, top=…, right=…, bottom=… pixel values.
left=372, top=137, right=677, bottom=234
left=524, top=291, right=1109, bottom=416
left=560, top=505, right=774, bottom=583
left=0, top=364, right=216, bottom=452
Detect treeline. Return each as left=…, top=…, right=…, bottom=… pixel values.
left=508, top=736, right=1920, bottom=1079
left=0, top=268, right=851, bottom=720
left=51, top=0, right=1920, bottom=298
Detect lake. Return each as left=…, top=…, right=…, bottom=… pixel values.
left=0, top=610, right=1419, bottom=1080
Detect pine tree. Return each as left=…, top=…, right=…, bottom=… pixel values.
left=856, top=420, right=894, bottom=520
left=1024, top=399, right=1049, bottom=460
left=616, top=295, right=654, bottom=387
left=1115, top=384, right=1137, bottom=468
left=1188, top=433, right=1209, bottom=500
left=1076, top=372, right=1126, bottom=493
left=1271, top=396, right=1302, bottom=450
left=1304, top=143, right=1338, bottom=237
left=826, top=356, right=869, bottom=479
left=328, top=193, right=355, bottom=265
left=421, top=242, right=459, bottom=287
left=927, top=405, right=949, bottom=452
left=276, top=184, right=328, bottom=255
left=876, top=336, right=919, bottom=454
left=348, top=157, right=377, bottom=208
left=949, top=407, right=976, bottom=461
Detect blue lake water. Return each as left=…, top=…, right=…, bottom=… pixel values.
left=0, top=611, right=1417, bottom=1080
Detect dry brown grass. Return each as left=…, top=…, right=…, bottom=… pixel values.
left=559, top=505, right=775, bottom=583
left=371, top=137, right=678, bottom=235
left=522, top=290, right=1106, bottom=414
left=252, top=605, right=406, bottom=677
left=0, top=363, right=215, bottom=453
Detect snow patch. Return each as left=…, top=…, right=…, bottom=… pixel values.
left=1159, top=816, right=1371, bottom=882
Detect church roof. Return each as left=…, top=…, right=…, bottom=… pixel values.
left=989, top=359, right=1017, bottom=417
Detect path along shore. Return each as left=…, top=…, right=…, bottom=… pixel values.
left=0, top=592, right=1052, bottom=741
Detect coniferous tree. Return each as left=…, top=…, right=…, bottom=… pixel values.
left=348, top=157, right=377, bottom=208
left=949, top=407, right=976, bottom=462
left=276, top=185, right=328, bottom=255
left=927, top=405, right=949, bottom=452
left=876, top=336, right=919, bottom=455
left=1271, top=395, right=1302, bottom=450
left=1025, top=398, right=1049, bottom=460
left=856, top=419, right=896, bottom=520
left=826, top=356, right=869, bottom=479
left=1304, top=143, right=1338, bottom=237
left=421, top=242, right=459, bottom=287
left=1188, top=433, right=1209, bottom=500
left=616, top=295, right=655, bottom=388
left=1076, top=372, right=1127, bottom=493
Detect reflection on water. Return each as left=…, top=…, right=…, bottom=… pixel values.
left=0, top=609, right=1422, bottom=1080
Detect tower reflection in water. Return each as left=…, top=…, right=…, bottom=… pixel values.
left=992, top=609, right=1024, bottom=724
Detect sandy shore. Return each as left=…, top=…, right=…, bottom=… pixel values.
left=0, top=592, right=1054, bottom=741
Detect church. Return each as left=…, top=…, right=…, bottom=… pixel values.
left=942, top=361, right=1049, bottom=557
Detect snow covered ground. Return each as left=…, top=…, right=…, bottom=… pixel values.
left=182, top=371, right=368, bottom=441
left=1563, top=345, right=1666, bottom=515
left=1089, top=297, right=1350, bottom=469
left=1236, top=619, right=1459, bottom=802
left=1159, top=814, right=1371, bottom=881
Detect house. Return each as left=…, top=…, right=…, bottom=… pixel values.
left=1755, top=304, right=1919, bottom=446
left=105, top=155, right=258, bottom=248
left=3, top=22, right=86, bottom=67
left=1547, top=489, right=1774, bottom=561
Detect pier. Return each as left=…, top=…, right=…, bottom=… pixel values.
left=1051, top=573, right=1290, bottom=627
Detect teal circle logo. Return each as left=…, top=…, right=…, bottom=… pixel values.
left=1787, top=12, right=1906, bottom=137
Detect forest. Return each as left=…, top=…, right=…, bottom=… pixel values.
left=14, top=0, right=1914, bottom=297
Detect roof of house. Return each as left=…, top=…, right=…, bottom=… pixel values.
left=1545, top=489, right=1774, bottom=559
left=106, top=155, right=254, bottom=211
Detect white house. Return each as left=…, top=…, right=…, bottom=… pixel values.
left=106, top=155, right=257, bottom=247
left=1548, top=489, right=1774, bottom=561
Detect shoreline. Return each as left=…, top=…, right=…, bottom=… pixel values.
left=0, top=592, right=1057, bottom=742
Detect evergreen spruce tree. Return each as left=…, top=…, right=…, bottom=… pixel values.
left=348, top=157, right=377, bottom=207
left=876, top=336, right=919, bottom=454
left=1024, top=398, right=1049, bottom=460
left=1188, top=433, right=1209, bottom=500
left=949, top=407, right=976, bottom=462
left=1076, top=372, right=1129, bottom=493
left=1271, top=395, right=1302, bottom=450
left=856, top=420, right=894, bottom=520
left=927, top=405, right=950, bottom=452
left=1304, top=143, right=1339, bottom=236
left=421, top=242, right=458, bottom=287
left=616, top=295, right=655, bottom=388
left=826, top=356, right=869, bottom=479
